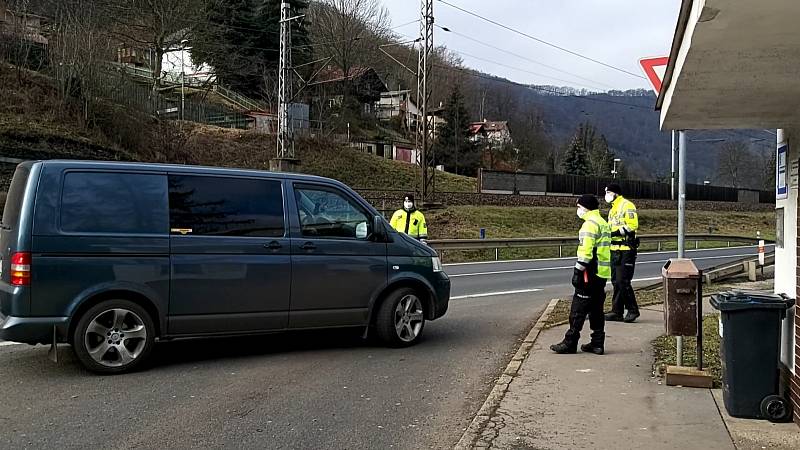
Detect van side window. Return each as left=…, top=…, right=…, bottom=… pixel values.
left=60, top=172, right=168, bottom=234
left=294, top=186, right=370, bottom=239
left=169, top=175, right=284, bottom=237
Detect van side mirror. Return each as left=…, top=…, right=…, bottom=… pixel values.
left=372, top=215, right=388, bottom=242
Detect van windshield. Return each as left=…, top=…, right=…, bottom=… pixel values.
left=2, top=165, right=30, bottom=231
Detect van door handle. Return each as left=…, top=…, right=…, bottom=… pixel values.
left=300, top=242, right=316, bottom=251
left=264, top=241, right=282, bottom=250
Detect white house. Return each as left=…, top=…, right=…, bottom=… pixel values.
left=657, top=0, right=800, bottom=427
left=161, top=44, right=216, bottom=87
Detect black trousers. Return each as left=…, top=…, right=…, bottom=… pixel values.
left=563, top=276, right=607, bottom=347
left=610, top=250, right=638, bottom=315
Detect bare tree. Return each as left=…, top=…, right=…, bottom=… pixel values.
left=102, top=0, right=202, bottom=90
left=716, top=140, right=753, bottom=188
left=309, top=0, right=390, bottom=86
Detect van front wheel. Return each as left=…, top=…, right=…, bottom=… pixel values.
left=72, top=299, right=155, bottom=374
left=375, top=288, right=426, bottom=347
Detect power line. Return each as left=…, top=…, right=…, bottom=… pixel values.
left=436, top=25, right=618, bottom=91
left=448, top=47, right=606, bottom=92
left=434, top=63, right=653, bottom=110
left=437, top=0, right=646, bottom=80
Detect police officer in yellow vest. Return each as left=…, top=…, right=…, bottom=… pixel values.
left=551, top=194, right=612, bottom=355
left=390, top=194, right=428, bottom=241
left=603, top=183, right=641, bottom=323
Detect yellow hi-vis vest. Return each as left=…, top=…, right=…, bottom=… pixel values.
left=390, top=209, right=428, bottom=239
left=577, top=209, right=612, bottom=279
left=608, top=195, right=639, bottom=251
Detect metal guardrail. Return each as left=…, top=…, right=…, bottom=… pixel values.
left=703, top=252, right=775, bottom=284
left=428, top=234, right=771, bottom=260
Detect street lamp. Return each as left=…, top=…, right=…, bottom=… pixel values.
left=703, top=180, right=711, bottom=186
left=612, top=158, right=622, bottom=179
left=180, top=39, right=188, bottom=122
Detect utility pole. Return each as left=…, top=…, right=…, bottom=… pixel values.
left=417, top=0, right=435, bottom=203
left=676, top=129, right=687, bottom=366
left=671, top=130, right=677, bottom=200
left=272, top=1, right=299, bottom=172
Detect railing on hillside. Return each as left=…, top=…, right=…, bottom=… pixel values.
left=212, top=84, right=268, bottom=112
left=428, top=234, right=771, bottom=261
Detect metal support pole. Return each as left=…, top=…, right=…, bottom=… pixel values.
left=417, top=0, right=435, bottom=203
left=697, top=270, right=703, bottom=370
left=671, top=130, right=677, bottom=201
left=277, top=1, right=294, bottom=162
left=677, top=130, right=687, bottom=366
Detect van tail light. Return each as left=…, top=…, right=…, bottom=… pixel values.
left=10, top=252, right=31, bottom=286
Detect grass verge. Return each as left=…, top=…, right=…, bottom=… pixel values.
left=543, top=288, right=664, bottom=329
left=652, top=315, right=722, bottom=387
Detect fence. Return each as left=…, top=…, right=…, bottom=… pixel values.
left=479, top=169, right=774, bottom=204
left=100, top=75, right=253, bottom=129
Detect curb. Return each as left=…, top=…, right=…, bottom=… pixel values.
left=454, top=298, right=560, bottom=450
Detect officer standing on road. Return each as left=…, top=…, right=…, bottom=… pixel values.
left=551, top=194, right=612, bottom=355
left=603, top=183, right=641, bottom=323
left=390, top=193, right=428, bottom=241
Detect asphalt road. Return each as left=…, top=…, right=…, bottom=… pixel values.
left=0, top=245, right=768, bottom=449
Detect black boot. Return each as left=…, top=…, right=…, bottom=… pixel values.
left=624, top=311, right=640, bottom=323
left=581, top=343, right=604, bottom=355
left=605, top=312, right=624, bottom=322
left=550, top=342, right=577, bottom=354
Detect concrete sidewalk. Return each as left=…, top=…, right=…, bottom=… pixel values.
left=463, top=306, right=735, bottom=449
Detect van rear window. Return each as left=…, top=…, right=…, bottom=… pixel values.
left=60, top=172, right=168, bottom=234
left=2, top=165, right=30, bottom=230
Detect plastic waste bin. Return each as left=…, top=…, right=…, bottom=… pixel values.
left=710, top=291, right=794, bottom=422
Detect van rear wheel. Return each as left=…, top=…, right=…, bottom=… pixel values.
left=72, top=299, right=155, bottom=374
left=375, top=287, right=426, bottom=347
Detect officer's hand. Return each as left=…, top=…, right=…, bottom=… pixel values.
left=571, top=268, right=584, bottom=288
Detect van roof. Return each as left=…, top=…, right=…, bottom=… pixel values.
left=35, top=160, right=345, bottom=186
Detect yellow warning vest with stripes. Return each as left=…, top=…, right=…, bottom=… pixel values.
left=608, top=195, right=639, bottom=251
left=577, top=209, right=612, bottom=279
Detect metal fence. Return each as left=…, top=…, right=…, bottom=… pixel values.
left=479, top=169, right=774, bottom=204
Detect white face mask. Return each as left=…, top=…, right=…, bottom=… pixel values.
left=604, top=192, right=616, bottom=203
left=576, top=207, right=587, bottom=219
left=404, top=201, right=414, bottom=211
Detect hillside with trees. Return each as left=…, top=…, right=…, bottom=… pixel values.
left=0, top=0, right=776, bottom=191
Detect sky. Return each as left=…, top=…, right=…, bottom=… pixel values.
left=383, top=0, right=681, bottom=92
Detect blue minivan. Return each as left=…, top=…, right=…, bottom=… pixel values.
left=0, top=161, right=450, bottom=373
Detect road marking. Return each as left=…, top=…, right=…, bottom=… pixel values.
left=632, top=276, right=662, bottom=282
left=443, top=245, right=765, bottom=267
left=0, top=341, right=21, bottom=347
left=447, top=253, right=758, bottom=278
left=451, top=288, right=542, bottom=300
left=449, top=266, right=571, bottom=277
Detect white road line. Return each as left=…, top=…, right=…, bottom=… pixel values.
left=632, top=276, right=662, bottom=283
left=443, top=245, right=765, bottom=267
left=0, top=341, right=21, bottom=347
left=447, top=253, right=756, bottom=278
left=451, top=288, right=542, bottom=300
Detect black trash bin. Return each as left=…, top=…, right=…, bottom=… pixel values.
left=710, top=291, right=794, bottom=422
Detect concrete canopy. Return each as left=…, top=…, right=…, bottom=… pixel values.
left=658, top=0, right=800, bottom=130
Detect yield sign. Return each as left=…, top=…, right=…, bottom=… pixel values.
left=639, top=56, right=669, bottom=95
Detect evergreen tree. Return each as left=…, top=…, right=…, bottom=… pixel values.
left=562, top=123, right=590, bottom=176
left=192, top=0, right=309, bottom=96
left=588, top=134, right=616, bottom=177
left=435, top=85, right=479, bottom=176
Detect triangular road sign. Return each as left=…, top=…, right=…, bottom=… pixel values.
left=639, top=56, right=669, bottom=95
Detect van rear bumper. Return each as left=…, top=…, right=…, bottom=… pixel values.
left=0, top=314, right=69, bottom=345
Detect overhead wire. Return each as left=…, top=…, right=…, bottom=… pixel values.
left=437, top=0, right=647, bottom=80
left=435, top=25, right=618, bottom=91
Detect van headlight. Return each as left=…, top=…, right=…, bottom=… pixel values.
left=432, top=256, right=443, bottom=272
